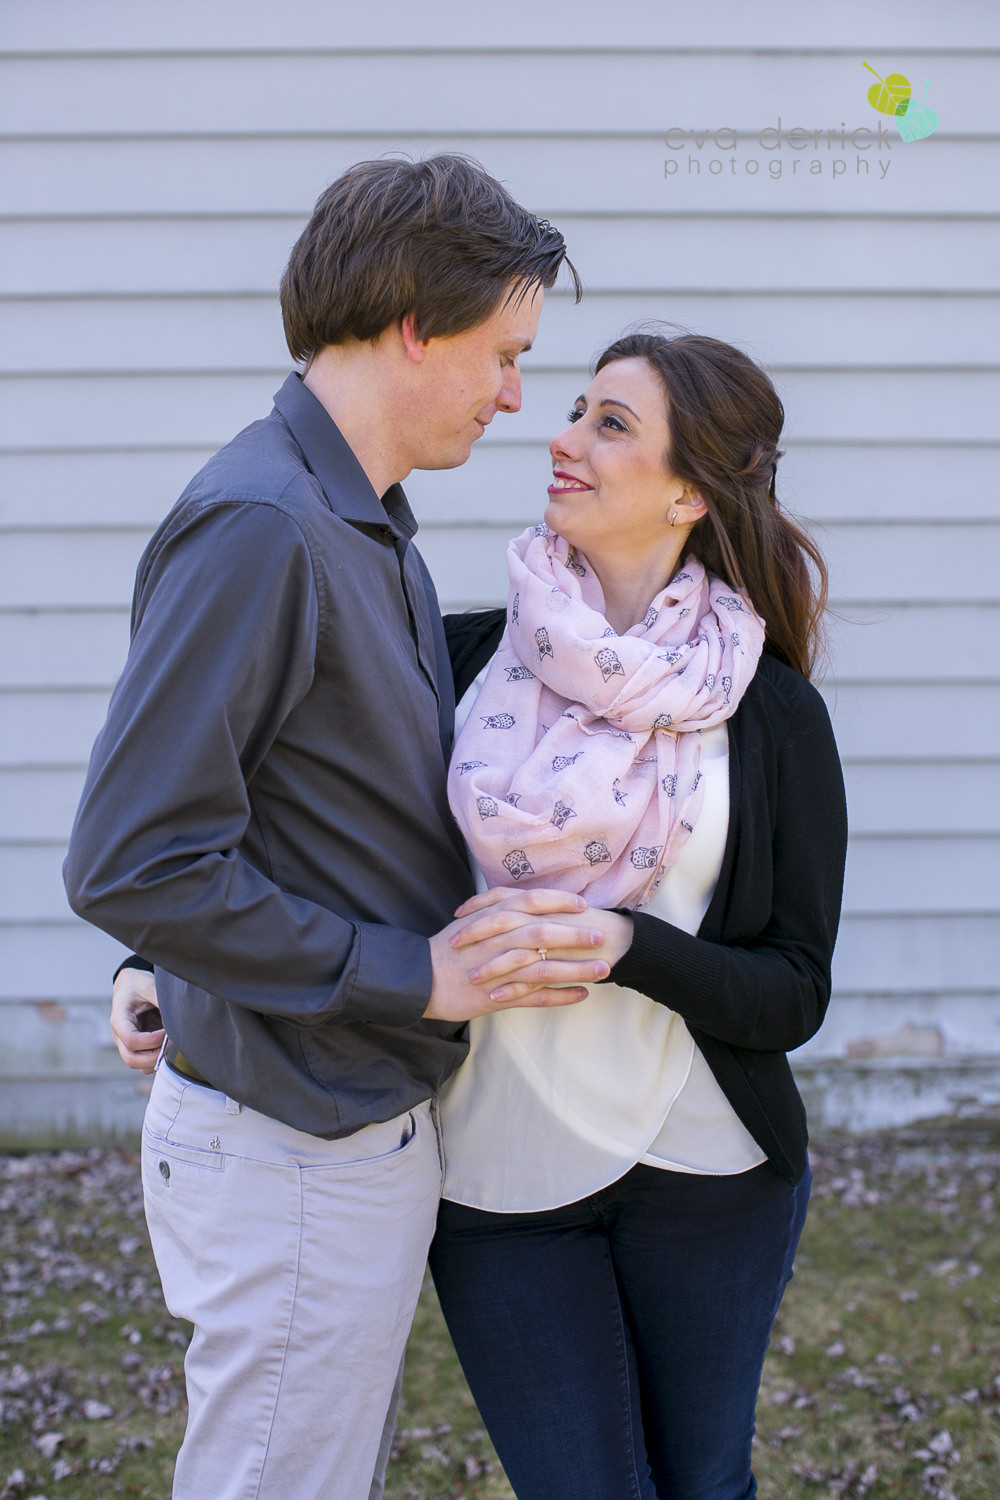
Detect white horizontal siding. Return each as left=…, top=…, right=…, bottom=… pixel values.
left=817, top=684, right=1000, bottom=761
left=4, top=291, right=999, bottom=373
left=3, top=444, right=998, bottom=529
left=0, top=689, right=112, bottom=766
left=2, top=846, right=79, bottom=922
left=797, top=991, right=1000, bottom=1060
left=2, top=521, right=996, bottom=610
left=2, top=0, right=995, bottom=52
left=4, top=216, right=999, bottom=298
left=843, top=839, right=1000, bottom=915
left=0, top=448, right=218, bottom=527
left=3, top=369, right=998, bottom=450
left=832, top=913, right=1000, bottom=993
left=3, top=135, right=995, bottom=217
left=5, top=758, right=996, bottom=844
left=0, top=999, right=132, bottom=1098
left=516, top=369, right=1000, bottom=444
left=0, top=836, right=981, bottom=921
left=825, top=603, right=1000, bottom=680
left=1, top=51, right=995, bottom=136
left=0, top=611, right=131, bottom=687
left=0, top=768, right=91, bottom=839
left=0, top=924, right=128, bottom=1001
left=0, top=23, right=997, bottom=1141
left=841, top=761, right=1000, bottom=833
left=0, top=371, right=281, bottom=448
left=0, top=532, right=148, bottom=608
left=4, top=603, right=996, bottom=691
left=821, top=525, right=1000, bottom=602
left=2, top=909, right=995, bottom=1006
left=412, top=521, right=998, bottom=612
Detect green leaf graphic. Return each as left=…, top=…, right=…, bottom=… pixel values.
left=896, top=81, right=940, bottom=142
left=862, top=61, right=912, bottom=116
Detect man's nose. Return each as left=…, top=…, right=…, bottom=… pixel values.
left=497, top=364, right=522, bottom=414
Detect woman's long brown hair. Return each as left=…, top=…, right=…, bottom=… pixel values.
left=595, top=332, right=828, bottom=679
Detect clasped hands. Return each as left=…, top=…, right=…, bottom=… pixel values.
left=109, top=888, right=634, bottom=1072
left=425, top=887, right=634, bottom=1022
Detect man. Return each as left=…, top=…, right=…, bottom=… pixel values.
left=64, top=155, right=610, bottom=1500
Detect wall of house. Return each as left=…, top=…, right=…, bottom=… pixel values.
left=1, top=0, right=997, bottom=1144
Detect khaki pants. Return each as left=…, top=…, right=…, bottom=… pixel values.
left=142, top=1064, right=442, bottom=1500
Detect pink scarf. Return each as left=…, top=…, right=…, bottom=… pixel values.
left=448, top=525, right=766, bottom=910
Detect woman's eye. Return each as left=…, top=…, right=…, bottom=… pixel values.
left=566, top=409, right=583, bottom=423
left=601, top=415, right=627, bottom=433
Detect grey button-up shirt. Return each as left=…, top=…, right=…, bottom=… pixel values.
left=64, top=374, right=474, bottom=1137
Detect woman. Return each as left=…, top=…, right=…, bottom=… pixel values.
left=429, top=331, right=847, bottom=1500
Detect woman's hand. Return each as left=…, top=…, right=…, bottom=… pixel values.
left=424, top=887, right=634, bottom=1017
left=459, top=888, right=635, bottom=1002
left=426, top=887, right=603, bottom=1021
left=110, top=968, right=165, bottom=1073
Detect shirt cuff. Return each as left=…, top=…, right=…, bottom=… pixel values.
left=339, top=923, right=434, bottom=1029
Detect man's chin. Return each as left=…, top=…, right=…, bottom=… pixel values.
left=414, top=443, right=474, bottom=472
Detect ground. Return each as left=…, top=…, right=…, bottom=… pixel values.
left=1, top=1121, right=998, bottom=1499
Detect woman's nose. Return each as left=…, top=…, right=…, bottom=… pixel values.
left=549, top=423, right=579, bottom=462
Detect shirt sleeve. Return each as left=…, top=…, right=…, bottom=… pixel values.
left=64, top=498, right=432, bottom=1029
left=607, top=677, right=848, bottom=1053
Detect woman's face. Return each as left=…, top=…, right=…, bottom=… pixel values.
left=544, top=358, right=692, bottom=563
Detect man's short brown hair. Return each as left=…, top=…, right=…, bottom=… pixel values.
left=280, top=154, right=580, bottom=362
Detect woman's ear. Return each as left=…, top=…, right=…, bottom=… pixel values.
left=673, top=490, right=708, bottom=527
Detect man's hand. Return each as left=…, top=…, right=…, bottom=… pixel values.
left=424, top=887, right=634, bottom=1022
left=110, top=968, right=165, bottom=1073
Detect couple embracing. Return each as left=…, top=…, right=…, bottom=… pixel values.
left=65, top=153, right=847, bottom=1500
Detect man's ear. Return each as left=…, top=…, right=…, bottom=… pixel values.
left=400, top=313, right=429, bottom=364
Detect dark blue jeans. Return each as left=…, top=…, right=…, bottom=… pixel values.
left=429, top=1159, right=810, bottom=1500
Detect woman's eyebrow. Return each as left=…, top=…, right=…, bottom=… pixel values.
left=599, top=398, right=641, bottom=421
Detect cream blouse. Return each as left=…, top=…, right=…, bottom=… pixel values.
left=438, top=674, right=766, bottom=1214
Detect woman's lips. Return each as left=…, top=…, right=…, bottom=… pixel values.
left=547, top=471, right=593, bottom=494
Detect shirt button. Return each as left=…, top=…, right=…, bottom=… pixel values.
left=158, top=1160, right=170, bottom=1181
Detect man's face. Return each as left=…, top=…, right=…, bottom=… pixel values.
left=408, top=284, right=543, bottom=470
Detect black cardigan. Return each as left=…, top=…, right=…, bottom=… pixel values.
left=444, top=609, right=848, bottom=1184
left=120, top=609, right=847, bottom=1185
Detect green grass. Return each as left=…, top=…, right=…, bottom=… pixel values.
left=2, top=1124, right=998, bottom=1499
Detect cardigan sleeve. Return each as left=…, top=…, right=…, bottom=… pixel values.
left=608, top=668, right=847, bottom=1054
left=443, top=608, right=506, bottom=700
left=113, top=954, right=154, bottom=982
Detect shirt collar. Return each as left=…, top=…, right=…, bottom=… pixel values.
left=271, top=372, right=418, bottom=542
